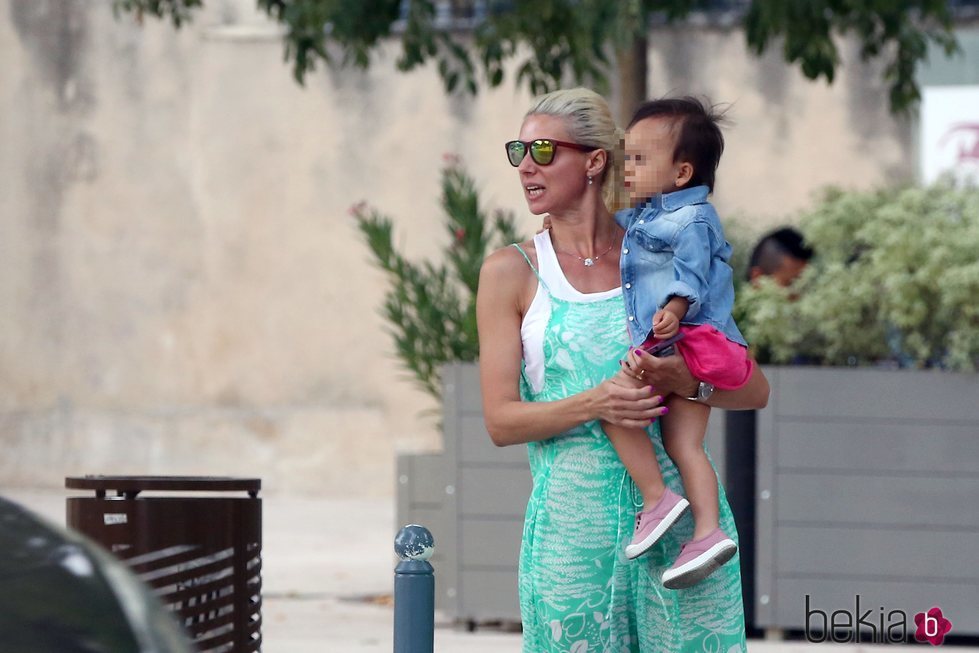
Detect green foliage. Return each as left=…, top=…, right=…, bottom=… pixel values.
left=722, top=217, right=762, bottom=333
left=112, top=0, right=959, bottom=114
left=352, top=159, right=522, bottom=400
left=721, top=218, right=758, bottom=294
left=745, top=0, right=960, bottom=113
left=112, top=0, right=203, bottom=27
left=736, top=182, right=979, bottom=370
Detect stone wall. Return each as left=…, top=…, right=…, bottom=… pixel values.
left=0, top=0, right=923, bottom=495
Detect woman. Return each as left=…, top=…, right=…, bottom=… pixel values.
left=476, top=87, right=769, bottom=652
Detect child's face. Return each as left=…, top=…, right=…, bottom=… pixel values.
left=624, top=116, right=684, bottom=205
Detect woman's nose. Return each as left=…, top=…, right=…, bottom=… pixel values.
left=517, top=152, right=536, bottom=174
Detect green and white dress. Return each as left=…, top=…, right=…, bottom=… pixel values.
left=513, top=232, right=746, bottom=653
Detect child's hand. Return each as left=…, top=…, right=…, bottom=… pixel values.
left=652, top=309, right=679, bottom=339
left=536, top=215, right=552, bottom=234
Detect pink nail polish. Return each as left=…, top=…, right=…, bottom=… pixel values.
left=634, top=349, right=644, bottom=356
left=662, top=407, right=670, bottom=415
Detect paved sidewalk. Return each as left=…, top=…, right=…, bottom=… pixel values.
left=5, top=488, right=975, bottom=652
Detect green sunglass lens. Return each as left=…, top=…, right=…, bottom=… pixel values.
left=507, top=142, right=526, bottom=166
left=531, top=140, right=555, bottom=165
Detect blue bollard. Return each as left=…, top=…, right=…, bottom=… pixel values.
left=394, top=524, right=435, bottom=653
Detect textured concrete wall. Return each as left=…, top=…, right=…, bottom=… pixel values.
left=0, top=0, right=917, bottom=496
left=645, top=24, right=915, bottom=219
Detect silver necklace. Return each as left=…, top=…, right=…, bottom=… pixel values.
left=552, top=239, right=616, bottom=267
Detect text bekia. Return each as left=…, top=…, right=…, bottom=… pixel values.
left=804, top=595, right=952, bottom=645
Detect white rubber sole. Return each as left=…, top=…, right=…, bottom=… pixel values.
left=661, top=538, right=737, bottom=589
left=624, top=498, right=690, bottom=560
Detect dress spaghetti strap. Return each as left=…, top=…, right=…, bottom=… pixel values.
left=510, top=243, right=550, bottom=293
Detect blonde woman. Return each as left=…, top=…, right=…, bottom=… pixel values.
left=477, top=87, right=768, bottom=652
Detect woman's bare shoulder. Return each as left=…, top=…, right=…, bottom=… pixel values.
left=482, top=240, right=537, bottom=279
left=480, top=241, right=540, bottom=316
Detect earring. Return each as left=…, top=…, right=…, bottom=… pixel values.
left=587, top=176, right=593, bottom=186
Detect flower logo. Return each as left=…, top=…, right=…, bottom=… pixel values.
left=914, top=606, right=952, bottom=646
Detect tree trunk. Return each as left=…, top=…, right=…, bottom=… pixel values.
left=614, top=34, right=648, bottom=126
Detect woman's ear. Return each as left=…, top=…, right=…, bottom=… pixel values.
left=675, top=161, right=694, bottom=188
left=587, top=149, right=607, bottom=180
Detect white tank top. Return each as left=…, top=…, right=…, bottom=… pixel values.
left=520, top=230, right=622, bottom=393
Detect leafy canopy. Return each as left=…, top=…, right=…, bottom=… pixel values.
left=114, top=0, right=960, bottom=113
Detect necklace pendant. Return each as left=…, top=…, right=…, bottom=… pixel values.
left=584, top=258, right=595, bottom=267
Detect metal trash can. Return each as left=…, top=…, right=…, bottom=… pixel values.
left=66, top=476, right=262, bottom=653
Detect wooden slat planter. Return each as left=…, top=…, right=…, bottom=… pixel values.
left=755, top=366, right=979, bottom=638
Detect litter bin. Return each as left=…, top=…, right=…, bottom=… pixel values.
left=66, top=476, right=262, bottom=653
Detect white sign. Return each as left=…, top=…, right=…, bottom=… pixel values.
left=921, top=85, right=979, bottom=184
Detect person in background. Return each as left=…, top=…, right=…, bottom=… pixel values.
left=746, top=227, right=813, bottom=287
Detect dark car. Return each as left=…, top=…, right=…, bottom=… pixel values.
left=0, top=495, right=193, bottom=653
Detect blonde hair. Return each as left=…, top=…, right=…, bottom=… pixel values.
left=526, top=87, right=625, bottom=211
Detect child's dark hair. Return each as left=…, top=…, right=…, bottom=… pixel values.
left=628, top=97, right=726, bottom=192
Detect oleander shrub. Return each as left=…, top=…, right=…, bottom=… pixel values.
left=353, top=158, right=522, bottom=400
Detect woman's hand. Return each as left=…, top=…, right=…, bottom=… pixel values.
left=589, top=376, right=667, bottom=429
left=626, top=349, right=699, bottom=397
left=537, top=215, right=552, bottom=234
left=629, top=349, right=770, bottom=410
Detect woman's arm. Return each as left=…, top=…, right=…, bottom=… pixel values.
left=629, top=349, right=769, bottom=410
left=708, top=363, right=769, bottom=409
left=477, top=248, right=666, bottom=447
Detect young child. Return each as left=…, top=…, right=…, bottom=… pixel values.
left=604, top=97, right=753, bottom=590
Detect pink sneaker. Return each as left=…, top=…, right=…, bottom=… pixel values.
left=662, top=527, right=737, bottom=589
left=624, top=488, right=690, bottom=560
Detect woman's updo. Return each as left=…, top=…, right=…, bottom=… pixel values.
left=526, top=87, right=625, bottom=211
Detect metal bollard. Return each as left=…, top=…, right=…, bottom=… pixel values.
left=393, top=524, right=435, bottom=653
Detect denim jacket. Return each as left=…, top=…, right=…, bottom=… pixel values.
left=614, top=185, right=747, bottom=348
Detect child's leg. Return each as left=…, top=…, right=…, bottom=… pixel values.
left=601, top=370, right=666, bottom=507
left=605, top=370, right=689, bottom=560
left=603, top=421, right=666, bottom=508
left=660, top=396, right=718, bottom=540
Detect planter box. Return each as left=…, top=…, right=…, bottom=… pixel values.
left=397, top=363, right=529, bottom=623
left=397, top=362, right=730, bottom=625
left=755, top=366, right=979, bottom=638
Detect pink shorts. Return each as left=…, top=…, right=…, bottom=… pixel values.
left=670, top=325, right=753, bottom=391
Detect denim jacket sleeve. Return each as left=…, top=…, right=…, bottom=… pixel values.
left=662, top=220, right=712, bottom=319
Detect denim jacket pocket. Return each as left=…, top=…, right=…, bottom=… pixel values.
left=631, top=230, right=673, bottom=269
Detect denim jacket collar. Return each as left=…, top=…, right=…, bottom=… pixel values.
left=639, top=185, right=710, bottom=215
